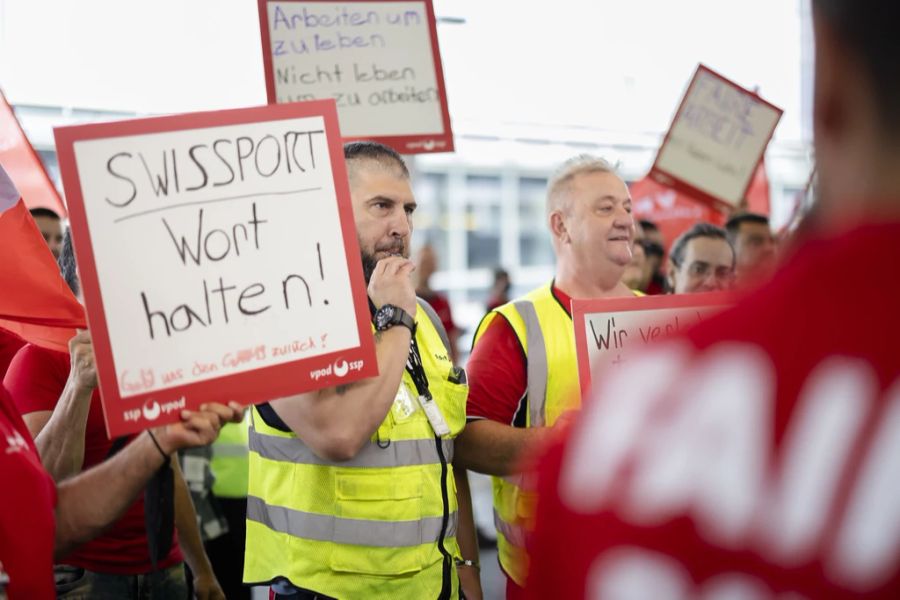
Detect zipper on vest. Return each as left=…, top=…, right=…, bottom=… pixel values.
left=434, top=434, right=452, bottom=600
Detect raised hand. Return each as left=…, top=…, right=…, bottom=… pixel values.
left=367, top=256, right=417, bottom=315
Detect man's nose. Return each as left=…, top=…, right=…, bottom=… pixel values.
left=613, top=211, right=633, bottom=230
left=389, top=208, right=411, bottom=238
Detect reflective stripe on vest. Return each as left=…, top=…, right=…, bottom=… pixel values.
left=250, top=429, right=454, bottom=468
left=213, top=443, right=249, bottom=458
left=493, top=507, right=526, bottom=548
left=247, top=495, right=459, bottom=548
left=476, top=283, right=579, bottom=586
left=211, top=420, right=249, bottom=498
left=513, top=300, right=549, bottom=428
left=243, top=302, right=467, bottom=598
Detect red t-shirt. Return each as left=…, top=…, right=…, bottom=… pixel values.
left=466, top=286, right=572, bottom=425
left=528, top=222, right=900, bottom=599
left=3, top=345, right=182, bottom=574
left=0, top=328, right=26, bottom=380
left=0, top=384, right=57, bottom=599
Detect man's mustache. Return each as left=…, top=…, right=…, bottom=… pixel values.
left=374, top=241, right=406, bottom=255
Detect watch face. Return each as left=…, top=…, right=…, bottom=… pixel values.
left=376, top=305, right=395, bottom=329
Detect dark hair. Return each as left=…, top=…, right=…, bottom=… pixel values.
left=725, top=212, right=770, bottom=244
left=58, top=227, right=79, bottom=297
left=638, top=219, right=660, bottom=233
left=343, top=141, right=409, bottom=178
left=813, top=0, right=900, bottom=136
left=29, top=207, right=60, bottom=220
left=669, top=222, right=732, bottom=268
left=640, top=239, right=665, bottom=259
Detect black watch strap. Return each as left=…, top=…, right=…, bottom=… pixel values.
left=376, top=305, right=416, bottom=334
left=393, top=306, right=416, bottom=334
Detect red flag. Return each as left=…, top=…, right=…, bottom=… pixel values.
left=0, top=164, right=85, bottom=352
left=0, top=88, right=67, bottom=217
left=632, top=161, right=771, bottom=252
left=631, top=176, right=727, bottom=252
left=745, top=160, right=771, bottom=216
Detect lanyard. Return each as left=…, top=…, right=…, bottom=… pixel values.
left=405, top=336, right=450, bottom=437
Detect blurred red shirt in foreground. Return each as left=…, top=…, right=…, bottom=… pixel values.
left=528, top=222, right=900, bottom=599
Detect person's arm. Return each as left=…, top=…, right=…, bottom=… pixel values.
left=270, top=256, right=417, bottom=461
left=454, top=419, right=550, bottom=476
left=452, top=315, right=545, bottom=476
left=24, top=331, right=96, bottom=481
left=453, top=468, right=483, bottom=600
left=172, top=458, right=224, bottom=600
left=54, top=402, right=242, bottom=559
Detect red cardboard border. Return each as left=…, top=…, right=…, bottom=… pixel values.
left=258, top=0, right=454, bottom=154
left=572, top=292, right=732, bottom=402
left=53, top=100, right=378, bottom=437
left=649, top=64, right=783, bottom=212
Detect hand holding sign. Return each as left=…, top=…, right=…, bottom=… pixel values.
left=69, top=330, right=98, bottom=391
left=152, top=401, right=244, bottom=455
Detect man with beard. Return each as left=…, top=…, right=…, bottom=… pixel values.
left=453, top=155, right=639, bottom=598
left=244, top=142, right=481, bottom=600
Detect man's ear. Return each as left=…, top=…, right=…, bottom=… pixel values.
left=549, top=210, right=568, bottom=243
left=666, top=260, right=678, bottom=292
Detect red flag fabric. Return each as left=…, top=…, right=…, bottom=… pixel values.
left=746, top=159, right=771, bottom=216
left=632, top=162, right=771, bottom=252
left=0, top=88, right=67, bottom=217
left=631, top=176, right=727, bottom=252
left=0, top=165, right=84, bottom=352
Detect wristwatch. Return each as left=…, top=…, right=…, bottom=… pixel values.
left=373, top=304, right=416, bottom=334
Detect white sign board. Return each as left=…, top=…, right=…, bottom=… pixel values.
left=651, top=65, right=782, bottom=210
left=54, top=101, right=377, bottom=436
left=259, top=0, right=453, bottom=153
left=573, top=294, right=730, bottom=400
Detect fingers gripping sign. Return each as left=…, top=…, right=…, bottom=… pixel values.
left=69, top=329, right=98, bottom=391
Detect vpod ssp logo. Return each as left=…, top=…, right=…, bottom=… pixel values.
left=333, top=359, right=349, bottom=377
left=310, top=359, right=366, bottom=381
left=142, top=399, right=161, bottom=421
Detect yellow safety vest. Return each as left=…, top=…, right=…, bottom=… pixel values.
left=472, top=282, right=581, bottom=586
left=210, top=419, right=249, bottom=499
left=244, top=302, right=468, bottom=599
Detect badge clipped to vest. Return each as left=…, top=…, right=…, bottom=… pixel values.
left=418, top=393, right=451, bottom=437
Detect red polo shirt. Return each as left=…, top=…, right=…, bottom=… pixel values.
left=3, top=344, right=182, bottom=574
left=0, top=384, right=56, bottom=599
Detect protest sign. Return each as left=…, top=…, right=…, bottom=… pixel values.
left=54, top=100, right=377, bottom=436
left=572, top=293, right=730, bottom=400
left=258, top=0, right=453, bottom=153
left=650, top=65, right=782, bottom=211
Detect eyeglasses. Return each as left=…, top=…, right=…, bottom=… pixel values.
left=686, top=261, right=735, bottom=282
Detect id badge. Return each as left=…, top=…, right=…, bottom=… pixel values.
left=392, top=385, right=418, bottom=421
left=418, top=395, right=451, bottom=437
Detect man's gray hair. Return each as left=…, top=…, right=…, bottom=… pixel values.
left=547, top=154, right=619, bottom=214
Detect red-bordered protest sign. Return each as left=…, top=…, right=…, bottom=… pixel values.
left=649, top=64, right=782, bottom=212
left=258, top=0, right=453, bottom=154
left=54, top=100, right=377, bottom=436
left=572, top=293, right=731, bottom=401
